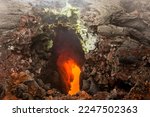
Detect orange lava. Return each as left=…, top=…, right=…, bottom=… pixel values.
left=57, top=56, right=81, bottom=95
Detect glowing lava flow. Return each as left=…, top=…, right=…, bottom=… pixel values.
left=57, top=56, right=81, bottom=95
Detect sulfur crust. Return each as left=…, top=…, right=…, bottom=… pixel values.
left=41, top=3, right=97, bottom=53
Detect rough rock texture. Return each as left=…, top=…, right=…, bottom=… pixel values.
left=0, top=0, right=122, bottom=33
left=0, top=0, right=32, bottom=33
left=0, top=0, right=150, bottom=100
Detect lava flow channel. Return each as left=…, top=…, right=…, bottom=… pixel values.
left=57, top=55, right=81, bottom=95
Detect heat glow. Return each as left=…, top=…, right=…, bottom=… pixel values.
left=57, top=56, right=81, bottom=95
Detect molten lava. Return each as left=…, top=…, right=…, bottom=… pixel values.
left=50, top=26, right=85, bottom=95
left=57, top=55, right=81, bottom=95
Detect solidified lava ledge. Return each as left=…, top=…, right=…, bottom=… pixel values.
left=0, top=0, right=150, bottom=100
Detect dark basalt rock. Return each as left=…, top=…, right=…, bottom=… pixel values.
left=0, top=84, right=6, bottom=99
